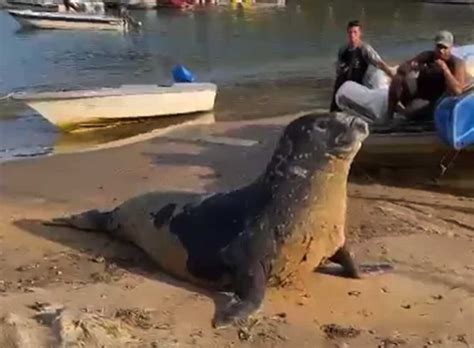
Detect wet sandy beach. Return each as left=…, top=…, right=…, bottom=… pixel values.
left=0, top=113, right=473, bottom=347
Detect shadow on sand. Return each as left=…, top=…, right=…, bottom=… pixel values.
left=13, top=213, right=233, bottom=326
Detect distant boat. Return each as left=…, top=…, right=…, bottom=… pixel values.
left=7, top=9, right=126, bottom=31
left=421, top=0, right=474, bottom=4
left=5, top=0, right=59, bottom=11
left=12, top=83, right=218, bottom=130
left=156, top=0, right=193, bottom=9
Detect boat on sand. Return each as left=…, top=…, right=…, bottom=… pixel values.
left=336, top=44, right=474, bottom=153
left=12, top=83, right=218, bottom=130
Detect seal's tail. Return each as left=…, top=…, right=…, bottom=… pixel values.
left=44, top=209, right=111, bottom=233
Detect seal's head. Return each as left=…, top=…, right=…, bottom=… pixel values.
left=285, top=112, right=368, bottom=159
left=264, top=112, right=369, bottom=181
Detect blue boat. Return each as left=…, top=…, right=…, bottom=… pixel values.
left=435, top=88, right=474, bottom=150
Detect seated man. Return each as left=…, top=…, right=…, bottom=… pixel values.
left=387, top=30, right=467, bottom=121
left=330, top=20, right=394, bottom=112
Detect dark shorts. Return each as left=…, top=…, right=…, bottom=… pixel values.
left=400, top=77, right=436, bottom=121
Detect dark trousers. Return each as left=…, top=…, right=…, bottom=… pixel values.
left=329, top=74, right=349, bottom=112
left=388, top=74, right=436, bottom=121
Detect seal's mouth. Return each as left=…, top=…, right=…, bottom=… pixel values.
left=332, top=115, right=369, bottom=155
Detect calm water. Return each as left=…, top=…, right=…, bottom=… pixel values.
left=0, top=0, right=473, bottom=161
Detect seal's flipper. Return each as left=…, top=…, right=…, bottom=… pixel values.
left=328, top=245, right=361, bottom=279
left=319, top=245, right=393, bottom=278
left=45, top=209, right=111, bottom=232
left=213, top=262, right=266, bottom=329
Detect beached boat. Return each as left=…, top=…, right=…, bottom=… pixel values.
left=365, top=128, right=472, bottom=154
left=356, top=130, right=474, bottom=195
left=337, top=43, right=474, bottom=154
left=7, top=9, right=125, bottom=31
left=12, top=83, right=218, bottom=130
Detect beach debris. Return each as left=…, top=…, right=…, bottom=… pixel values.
left=238, top=327, right=252, bottom=341
left=456, top=334, right=469, bottom=345
left=336, top=343, right=350, bottom=348
left=424, top=338, right=443, bottom=346
left=321, top=324, right=361, bottom=339
left=348, top=290, right=361, bottom=297
left=378, top=336, right=407, bottom=347
left=272, top=312, right=287, bottom=320
left=0, top=313, right=45, bottom=348
left=114, top=308, right=153, bottom=330
left=91, top=256, right=105, bottom=264
left=30, top=302, right=138, bottom=347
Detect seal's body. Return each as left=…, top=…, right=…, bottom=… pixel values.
left=50, top=113, right=369, bottom=327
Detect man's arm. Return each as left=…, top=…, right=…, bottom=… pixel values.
left=378, top=61, right=396, bottom=79
left=396, top=51, right=432, bottom=75
left=437, top=59, right=466, bottom=96
left=335, top=46, right=347, bottom=76
left=363, top=44, right=395, bottom=78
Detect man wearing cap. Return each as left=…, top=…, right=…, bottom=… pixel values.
left=387, top=30, right=467, bottom=120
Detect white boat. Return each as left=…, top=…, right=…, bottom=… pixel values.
left=7, top=9, right=126, bottom=31
left=12, top=83, right=218, bottom=130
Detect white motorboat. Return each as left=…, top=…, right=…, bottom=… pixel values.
left=7, top=9, right=126, bottom=31
left=12, top=83, right=218, bottom=130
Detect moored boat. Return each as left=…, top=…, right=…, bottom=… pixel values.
left=11, top=83, right=218, bottom=130
left=7, top=9, right=126, bottom=30
left=156, top=0, right=193, bottom=9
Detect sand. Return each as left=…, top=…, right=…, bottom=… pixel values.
left=0, top=114, right=473, bottom=347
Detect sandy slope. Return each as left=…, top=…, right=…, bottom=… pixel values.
left=0, top=115, right=473, bottom=347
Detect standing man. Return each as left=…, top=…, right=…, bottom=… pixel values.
left=63, top=0, right=81, bottom=12
left=330, top=20, right=394, bottom=112
left=387, top=31, right=467, bottom=120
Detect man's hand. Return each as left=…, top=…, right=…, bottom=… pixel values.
left=435, top=59, right=449, bottom=71
left=378, top=62, right=396, bottom=79
left=336, top=63, right=349, bottom=76
left=437, top=58, right=466, bottom=96
left=410, top=61, right=420, bottom=71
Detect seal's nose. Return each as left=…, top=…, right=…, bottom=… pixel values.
left=350, top=117, right=369, bottom=140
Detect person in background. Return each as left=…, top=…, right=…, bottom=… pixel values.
left=63, top=0, right=81, bottom=12
left=330, top=20, right=395, bottom=112
left=387, top=30, right=467, bottom=121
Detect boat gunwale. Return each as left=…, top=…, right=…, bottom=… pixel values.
left=363, top=131, right=474, bottom=152
left=11, top=83, right=218, bottom=101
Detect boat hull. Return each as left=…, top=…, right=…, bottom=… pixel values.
left=12, top=83, right=218, bottom=129
left=356, top=132, right=474, bottom=195
left=8, top=9, right=123, bottom=31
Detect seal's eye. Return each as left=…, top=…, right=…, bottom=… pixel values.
left=314, top=119, right=329, bottom=131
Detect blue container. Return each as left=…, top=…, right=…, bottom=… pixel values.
left=172, top=65, right=195, bottom=83
left=435, top=90, right=474, bottom=150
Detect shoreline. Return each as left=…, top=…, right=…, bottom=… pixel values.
left=0, top=75, right=333, bottom=163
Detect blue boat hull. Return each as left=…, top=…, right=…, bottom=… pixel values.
left=435, top=90, right=474, bottom=150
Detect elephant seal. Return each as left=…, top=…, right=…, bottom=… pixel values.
left=48, top=112, right=372, bottom=328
